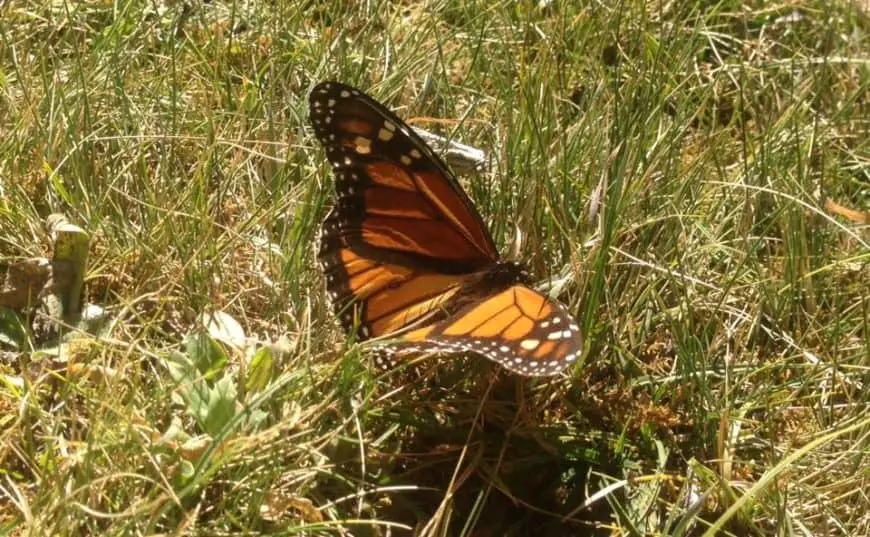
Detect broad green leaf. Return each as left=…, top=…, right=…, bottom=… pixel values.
left=203, top=373, right=238, bottom=436
left=245, top=346, right=273, bottom=394
left=184, top=331, right=228, bottom=378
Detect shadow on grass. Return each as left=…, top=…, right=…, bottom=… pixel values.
left=352, top=363, right=621, bottom=536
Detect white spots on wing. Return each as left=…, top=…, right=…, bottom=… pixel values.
left=519, top=339, right=540, bottom=351
left=547, top=319, right=580, bottom=342
left=327, top=98, right=336, bottom=108
left=410, top=148, right=422, bottom=159
left=551, top=317, right=561, bottom=324
left=361, top=323, right=579, bottom=376
left=540, top=321, right=550, bottom=329
left=353, top=136, right=372, bottom=154
left=378, top=127, right=394, bottom=141
left=383, top=120, right=396, bottom=132
left=344, top=156, right=353, bottom=166
left=340, top=90, right=350, bottom=98
left=400, top=155, right=412, bottom=165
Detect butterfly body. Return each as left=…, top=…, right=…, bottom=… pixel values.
left=310, top=81, right=582, bottom=376
left=451, top=260, right=531, bottom=301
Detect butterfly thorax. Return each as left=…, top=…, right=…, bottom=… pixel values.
left=460, top=260, right=531, bottom=299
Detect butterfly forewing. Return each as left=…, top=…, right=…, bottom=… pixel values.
left=309, top=81, right=498, bottom=269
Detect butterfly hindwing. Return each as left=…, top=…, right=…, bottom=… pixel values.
left=392, top=285, right=583, bottom=376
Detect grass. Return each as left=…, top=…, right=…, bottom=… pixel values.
left=1, top=0, right=868, bottom=535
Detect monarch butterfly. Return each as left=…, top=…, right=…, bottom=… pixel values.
left=309, top=81, right=582, bottom=376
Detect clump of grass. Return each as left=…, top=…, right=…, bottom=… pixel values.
left=1, top=1, right=868, bottom=535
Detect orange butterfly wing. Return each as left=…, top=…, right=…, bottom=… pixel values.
left=390, top=285, right=582, bottom=376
